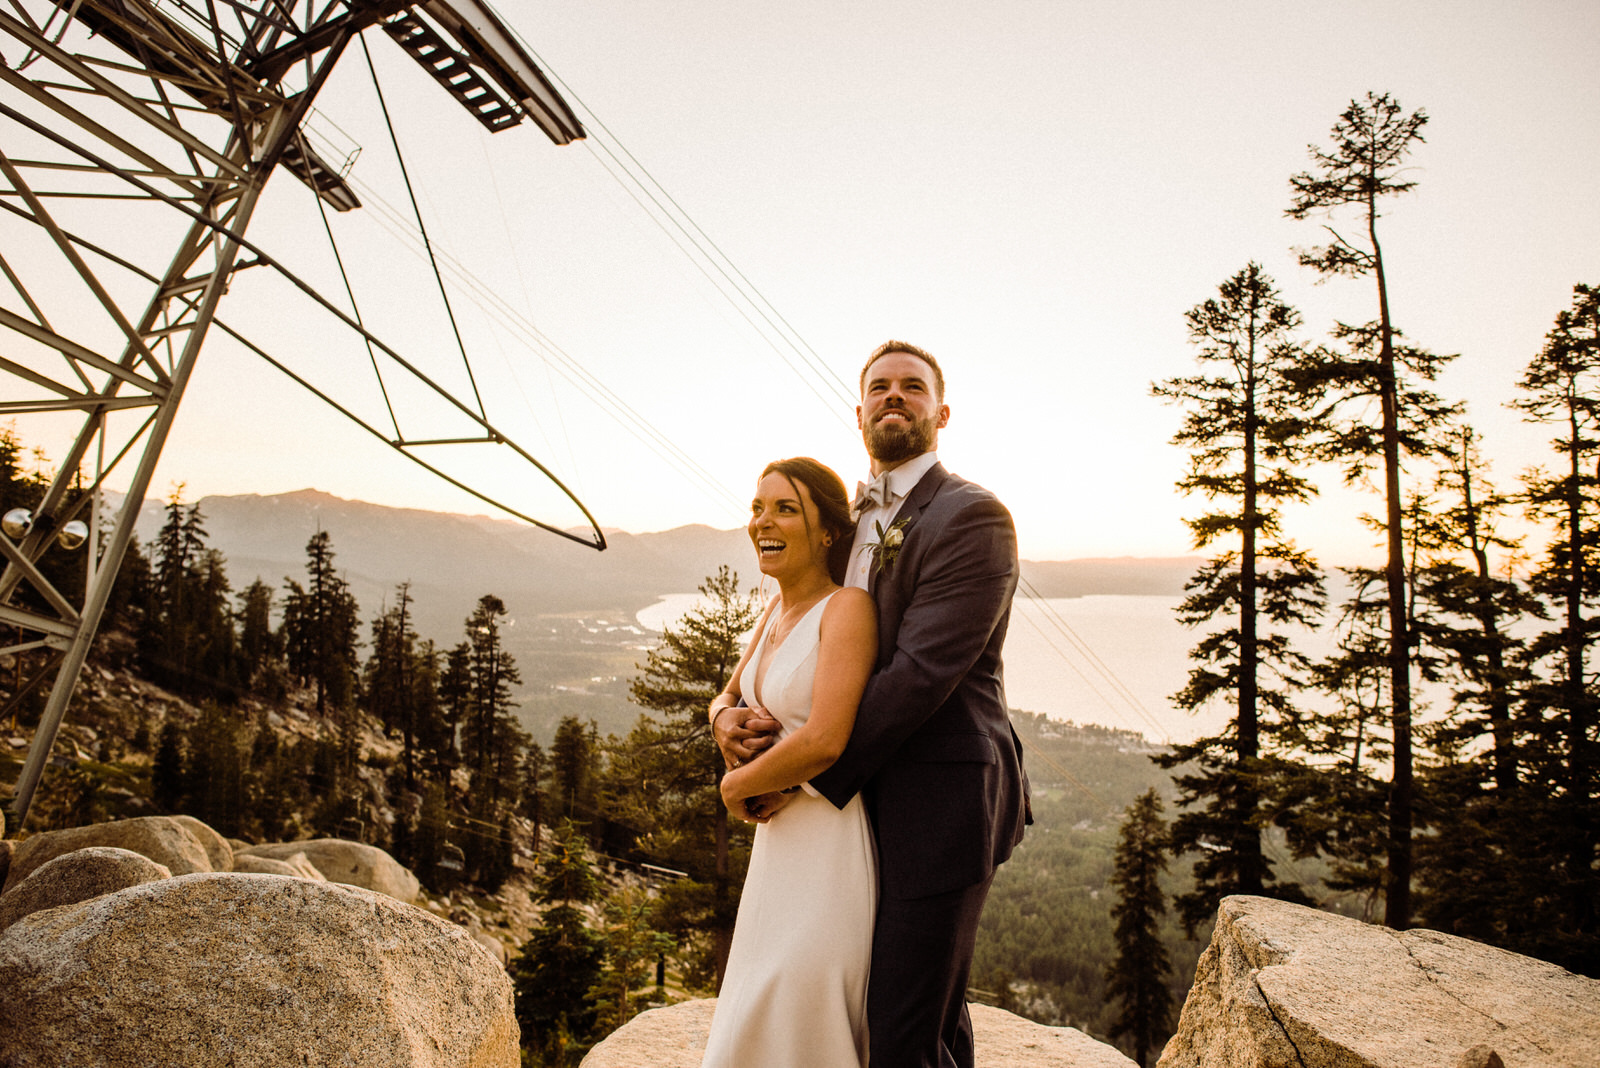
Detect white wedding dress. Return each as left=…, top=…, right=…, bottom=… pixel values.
left=701, top=591, right=877, bottom=1068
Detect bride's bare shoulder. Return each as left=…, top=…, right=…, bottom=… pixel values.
left=823, top=587, right=875, bottom=624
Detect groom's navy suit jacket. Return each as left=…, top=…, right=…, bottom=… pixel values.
left=812, top=463, right=1030, bottom=900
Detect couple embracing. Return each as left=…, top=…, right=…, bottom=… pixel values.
left=703, top=341, right=1031, bottom=1068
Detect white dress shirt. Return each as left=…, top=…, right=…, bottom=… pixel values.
left=847, top=451, right=939, bottom=590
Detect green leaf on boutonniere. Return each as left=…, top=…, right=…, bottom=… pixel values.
left=868, top=517, right=911, bottom=573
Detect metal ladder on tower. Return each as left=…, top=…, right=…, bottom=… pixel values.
left=380, top=10, right=520, bottom=131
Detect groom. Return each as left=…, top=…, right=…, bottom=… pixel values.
left=717, top=340, right=1030, bottom=1068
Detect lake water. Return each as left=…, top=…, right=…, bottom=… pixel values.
left=637, top=593, right=1239, bottom=745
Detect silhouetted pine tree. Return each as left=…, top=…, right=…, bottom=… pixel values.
left=1508, top=283, right=1600, bottom=972
left=1152, top=263, right=1323, bottom=930
left=280, top=530, right=360, bottom=717
left=151, top=719, right=185, bottom=813
left=1287, top=91, right=1456, bottom=926
left=1106, top=789, right=1174, bottom=1068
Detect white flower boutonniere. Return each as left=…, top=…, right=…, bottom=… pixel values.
left=868, top=517, right=912, bottom=573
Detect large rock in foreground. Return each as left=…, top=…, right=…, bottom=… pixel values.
left=0, top=872, right=517, bottom=1067
left=1, top=815, right=211, bottom=892
left=237, top=838, right=420, bottom=902
left=580, top=998, right=1135, bottom=1067
left=1159, top=895, right=1600, bottom=1068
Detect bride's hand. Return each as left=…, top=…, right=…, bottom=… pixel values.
left=713, top=704, right=781, bottom=767
left=741, top=790, right=795, bottom=824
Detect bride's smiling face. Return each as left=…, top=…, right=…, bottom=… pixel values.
left=749, top=472, right=830, bottom=582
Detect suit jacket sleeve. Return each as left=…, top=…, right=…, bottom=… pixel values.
left=810, top=488, right=1018, bottom=808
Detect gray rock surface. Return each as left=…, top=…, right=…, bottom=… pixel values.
left=1, top=815, right=211, bottom=892
left=170, top=814, right=233, bottom=872
left=579, top=998, right=1135, bottom=1067
left=231, top=850, right=326, bottom=880
left=1158, top=895, right=1600, bottom=1068
left=237, top=838, right=420, bottom=902
left=0, top=872, right=518, bottom=1067
left=0, top=846, right=171, bottom=931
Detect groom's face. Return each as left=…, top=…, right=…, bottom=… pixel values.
left=858, top=352, right=949, bottom=467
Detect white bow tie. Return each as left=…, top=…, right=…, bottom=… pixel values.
left=853, top=474, right=895, bottom=518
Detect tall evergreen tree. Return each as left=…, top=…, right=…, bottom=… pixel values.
left=435, top=640, right=471, bottom=781
left=586, top=885, right=673, bottom=1037
left=141, top=489, right=238, bottom=697
left=1509, top=282, right=1600, bottom=971
left=280, top=529, right=360, bottom=716
left=1287, top=91, right=1455, bottom=927
left=1411, top=431, right=1537, bottom=792
left=1151, top=263, right=1323, bottom=929
left=459, top=594, right=523, bottom=789
left=236, top=578, right=283, bottom=695
left=610, top=566, right=759, bottom=986
left=512, top=821, right=606, bottom=1061
left=453, top=594, right=527, bottom=888
left=363, top=584, right=437, bottom=791
left=549, top=714, right=601, bottom=825
left=1106, top=789, right=1174, bottom=1068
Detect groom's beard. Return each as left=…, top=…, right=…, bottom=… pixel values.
left=864, top=408, right=938, bottom=465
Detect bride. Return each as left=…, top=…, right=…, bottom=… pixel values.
left=701, top=457, right=878, bottom=1068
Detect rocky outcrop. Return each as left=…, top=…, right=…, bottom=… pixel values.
left=170, top=814, right=234, bottom=871
left=0, top=846, right=171, bottom=931
left=232, top=849, right=326, bottom=880
left=579, top=998, right=1136, bottom=1067
left=237, top=838, right=420, bottom=902
left=0, top=872, right=518, bottom=1067
left=1158, top=895, right=1600, bottom=1068
left=1, top=815, right=212, bottom=892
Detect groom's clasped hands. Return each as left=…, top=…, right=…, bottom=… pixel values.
left=714, top=704, right=790, bottom=823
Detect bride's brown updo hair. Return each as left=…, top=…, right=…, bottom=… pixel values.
left=761, top=457, right=854, bottom=585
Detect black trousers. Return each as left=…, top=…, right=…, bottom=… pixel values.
left=866, top=871, right=997, bottom=1068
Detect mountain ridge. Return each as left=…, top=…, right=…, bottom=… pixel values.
left=129, top=489, right=1199, bottom=644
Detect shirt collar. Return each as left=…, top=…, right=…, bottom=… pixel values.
left=876, top=451, right=939, bottom=503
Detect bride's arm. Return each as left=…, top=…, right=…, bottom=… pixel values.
left=708, top=598, right=781, bottom=769
left=720, top=588, right=877, bottom=805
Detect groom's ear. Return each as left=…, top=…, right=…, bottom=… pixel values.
left=856, top=404, right=865, bottom=430
left=937, top=403, right=950, bottom=428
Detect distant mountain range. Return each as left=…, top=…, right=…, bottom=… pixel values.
left=132, top=489, right=1199, bottom=643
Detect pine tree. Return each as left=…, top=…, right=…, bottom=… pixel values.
left=1287, top=92, right=1456, bottom=927
left=1151, top=263, right=1323, bottom=929
left=236, top=578, right=283, bottom=695
left=549, top=714, right=600, bottom=824
left=512, top=821, right=606, bottom=1059
left=140, top=489, right=239, bottom=698
left=435, top=640, right=471, bottom=782
left=609, top=566, right=759, bottom=986
left=1508, top=282, right=1600, bottom=971
left=184, top=701, right=248, bottom=835
left=1106, top=789, right=1174, bottom=1067
left=586, top=884, right=673, bottom=1037
left=1411, top=431, right=1537, bottom=792
left=280, top=530, right=360, bottom=716
left=151, top=719, right=186, bottom=813
left=363, top=583, right=437, bottom=790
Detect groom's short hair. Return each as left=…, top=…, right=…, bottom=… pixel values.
left=860, top=340, right=945, bottom=401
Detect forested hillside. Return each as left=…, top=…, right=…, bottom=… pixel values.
left=973, top=712, right=1202, bottom=1051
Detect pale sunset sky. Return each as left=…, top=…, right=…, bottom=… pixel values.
left=11, top=0, right=1599, bottom=565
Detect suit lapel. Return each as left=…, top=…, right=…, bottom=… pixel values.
left=867, top=463, right=947, bottom=600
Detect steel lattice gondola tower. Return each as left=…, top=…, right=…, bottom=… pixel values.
left=0, top=0, right=590, bottom=831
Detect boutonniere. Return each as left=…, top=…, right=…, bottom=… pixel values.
left=868, top=517, right=912, bottom=573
